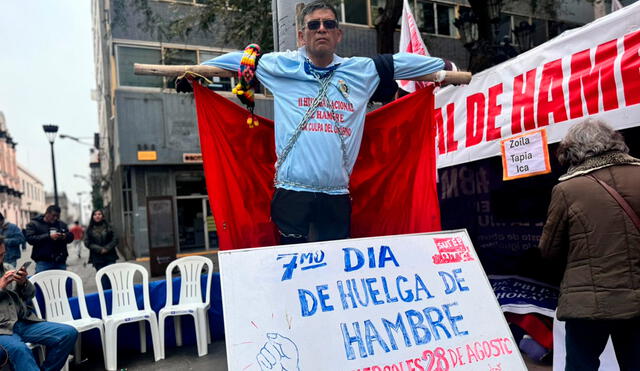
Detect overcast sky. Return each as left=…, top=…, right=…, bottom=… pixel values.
left=0, top=1, right=96, bottom=211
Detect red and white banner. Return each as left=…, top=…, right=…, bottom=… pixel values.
left=435, top=1, right=640, bottom=168
left=398, top=0, right=430, bottom=92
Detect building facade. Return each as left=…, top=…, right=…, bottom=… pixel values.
left=0, top=112, right=22, bottom=225
left=17, top=164, right=46, bottom=228
left=92, top=0, right=593, bottom=258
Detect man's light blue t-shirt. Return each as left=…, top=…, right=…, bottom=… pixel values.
left=203, top=47, right=443, bottom=194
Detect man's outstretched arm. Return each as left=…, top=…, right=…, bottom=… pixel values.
left=200, top=51, right=244, bottom=71
left=394, top=53, right=471, bottom=84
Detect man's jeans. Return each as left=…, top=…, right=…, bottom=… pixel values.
left=0, top=320, right=78, bottom=371
left=35, top=261, right=66, bottom=273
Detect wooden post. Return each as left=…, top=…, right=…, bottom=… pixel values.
left=133, top=63, right=472, bottom=85
left=133, top=63, right=234, bottom=78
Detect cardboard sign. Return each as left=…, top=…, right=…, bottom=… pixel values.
left=219, top=231, right=526, bottom=371
left=500, top=129, right=551, bottom=180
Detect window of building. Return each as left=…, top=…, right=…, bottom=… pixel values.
left=116, top=44, right=240, bottom=93
left=164, top=48, right=198, bottom=90
left=496, top=14, right=578, bottom=49
left=199, top=51, right=234, bottom=92
left=495, top=14, right=512, bottom=43
left=371, top=0, right=385, bottom=27
left=333, top=0, right=368, bottom=25
left=416, top=1, right=455, bottom=36
left=508, top=15, right=529, bottom=46
left=344, top=0, right=369, bottom=25
left=548, top=20, right=579, bottom=38
left=116, top=46, right=163, bottom=88
left=532, top=18, right=547, bottom=47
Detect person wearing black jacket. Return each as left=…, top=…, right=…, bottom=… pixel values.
left=25, top=205, right=74, bottom=273
left=84, top=209, right=118, bottom=273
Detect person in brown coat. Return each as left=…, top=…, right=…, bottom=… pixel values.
left=539, top=118, right=640, bottom=371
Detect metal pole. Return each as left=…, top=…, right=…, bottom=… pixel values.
left=77, top=193, right=82, bottom=224
left=50, top=141, right=59, bottom=206
left=274, top=0, right=304, bottom=51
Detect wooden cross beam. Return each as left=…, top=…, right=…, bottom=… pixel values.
left=133, top=63, right=472, bottom=85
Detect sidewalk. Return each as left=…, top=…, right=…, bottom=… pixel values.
left=75, top=341, right=228, bottom=370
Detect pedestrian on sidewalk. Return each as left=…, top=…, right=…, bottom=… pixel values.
left=25, top=205, right=74, bottom=273
left=0, top=235, right=78, bottom=371
left=0, top=212, right=25, bottom=267
left=69, top=221, right=84, bottom=259
left=539, top=119, right=640, bottom=371
left=84, top=210, right=118, bottom=289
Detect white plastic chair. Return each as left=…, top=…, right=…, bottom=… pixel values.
left=29, top=270, right=102, bottom=369
left=159, top=256, right=213, bottom=359
left=96, top=263, right=161, bottom=371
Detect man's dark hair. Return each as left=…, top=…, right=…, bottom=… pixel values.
left=298, top=0, right=339, bottom=29
left=45, top=205, right=61, bottom=215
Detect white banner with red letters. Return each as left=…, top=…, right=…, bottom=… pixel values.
left=435, top=1, right=640, bottom=168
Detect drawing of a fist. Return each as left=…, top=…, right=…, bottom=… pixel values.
left=256, top=333, right=300, bottom=371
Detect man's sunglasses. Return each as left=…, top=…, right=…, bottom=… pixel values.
left=306, top=19, right=339, bottom=30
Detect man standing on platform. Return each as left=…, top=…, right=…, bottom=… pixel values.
left=0, top=236, right=78, bottom=371
left=0, top=213, right=25, bottom=267
left=201, top=0, right=448, bottom=245
left=25, top=205, right=73, bottom=273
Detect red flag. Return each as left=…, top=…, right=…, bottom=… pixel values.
left=398, top=0, right=431, bottom=92
left=194, top=83, right=440, bottom=250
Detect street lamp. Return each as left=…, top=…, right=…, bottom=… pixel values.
left=59, top=134, right=95, bottom=147
left=43, top=124, right=59, bottom=206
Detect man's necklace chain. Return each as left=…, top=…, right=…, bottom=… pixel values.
left=274, top=67, right=351, bottom=192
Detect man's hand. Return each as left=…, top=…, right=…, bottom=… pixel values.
left=50, top=233, right=62, bottom=240
left=0, top=270, right=16, bottom=290
left=100, top=248, right=108, bottom=255
left=13, top=268, right=28, bottom=286
left=175, top=76, right=194, bottom=93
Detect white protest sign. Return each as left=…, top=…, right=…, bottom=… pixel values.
left=500, top=129, right=551, bottom=180
left=219, top=230, right=527, bottom=371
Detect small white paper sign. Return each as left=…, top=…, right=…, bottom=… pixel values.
left=219, top=230, right=527, bottom=371
left=500, top=129, right=551, bottom=180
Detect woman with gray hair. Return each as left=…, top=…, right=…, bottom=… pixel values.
left=539, top=118, right=640, bottom=370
